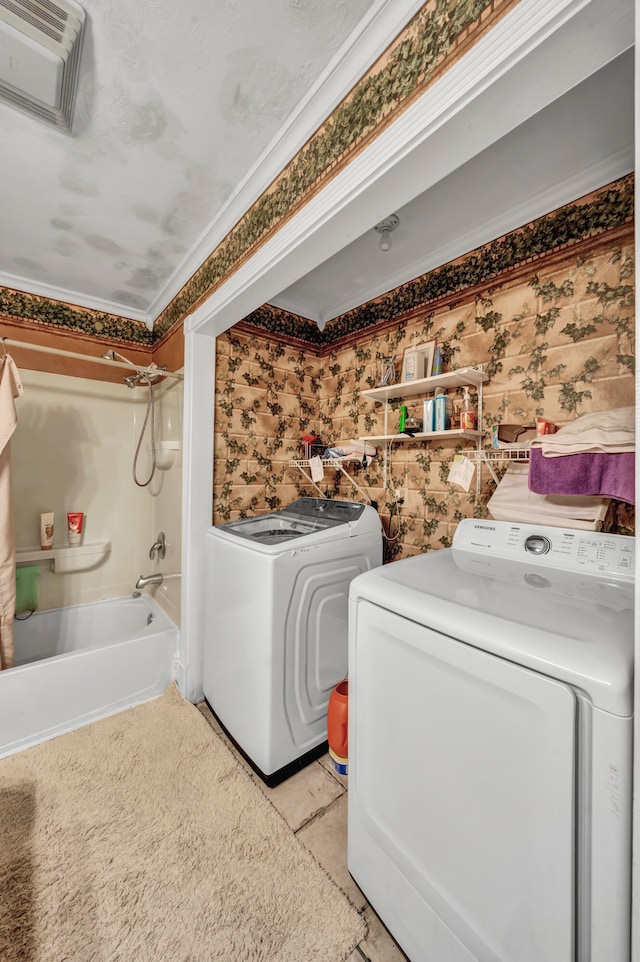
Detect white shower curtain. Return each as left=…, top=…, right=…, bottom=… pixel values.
left=0, top=353, right=23, bottom=670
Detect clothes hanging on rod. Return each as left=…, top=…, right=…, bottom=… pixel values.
left=0, top=348, right=24, bottom=670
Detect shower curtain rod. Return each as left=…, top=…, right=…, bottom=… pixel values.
left=1, top=337, right=183, bottom=381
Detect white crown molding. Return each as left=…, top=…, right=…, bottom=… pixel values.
left=185, top=0, right=633, bottom=338
left=0, top=270, right=151, bottom=327
left=266, top=294, right=321, bottom=325
left=147, top=0, right=426, bottom=323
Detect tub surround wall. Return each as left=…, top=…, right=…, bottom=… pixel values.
left=13, top=370, right=150, bottom=609
left=12, top=370, right=183, bottom=617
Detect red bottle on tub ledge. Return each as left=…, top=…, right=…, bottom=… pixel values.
left=327, top=680, right=349, bottom=775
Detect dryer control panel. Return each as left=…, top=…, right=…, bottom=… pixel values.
left=453, top=519, right=634, bottom=581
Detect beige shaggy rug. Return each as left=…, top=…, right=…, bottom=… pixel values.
left=0, top=684, right=366, bottom=962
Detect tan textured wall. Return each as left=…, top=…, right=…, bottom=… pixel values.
left=214, top=235, right=635, bottom=556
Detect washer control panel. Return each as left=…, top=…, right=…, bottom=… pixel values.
left=524, top=535, right=551, bottom=556
left=453, top=518, right=635, bottom=581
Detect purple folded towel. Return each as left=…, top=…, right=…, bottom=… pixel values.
left=529, top=449, right=635, bottom=505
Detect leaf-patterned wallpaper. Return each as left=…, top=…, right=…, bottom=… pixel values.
left=214, top=221, right=635, bottom=557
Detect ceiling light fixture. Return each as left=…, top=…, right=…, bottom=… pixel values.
left=374, top=214, right=399, bottom=252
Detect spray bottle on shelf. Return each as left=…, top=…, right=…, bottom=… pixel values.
left=459, top=388, right=476, bottom=431
left=431, top=345, right=442, bottom=376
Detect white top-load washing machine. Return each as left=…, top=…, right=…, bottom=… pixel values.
left=348, top=519, right=634, bottom=962
left=204, top=497, right=382, bottom=785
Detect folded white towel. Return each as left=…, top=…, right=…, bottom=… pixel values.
left=487, top=464, right=609, bottom=529
left=530, top=407, right=635, bottom=457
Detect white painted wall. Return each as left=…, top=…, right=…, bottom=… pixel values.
left=12, top=369, right=182, bottom=620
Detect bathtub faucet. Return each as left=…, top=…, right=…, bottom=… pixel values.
left=135, top=572, right=164, bottom=590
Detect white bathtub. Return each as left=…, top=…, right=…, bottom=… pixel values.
left=0, top=595, right=178, bottom=758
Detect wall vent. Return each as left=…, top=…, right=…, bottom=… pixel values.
left=0, top=0, right=85, bottom=131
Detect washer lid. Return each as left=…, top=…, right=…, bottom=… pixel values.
left=210, top=498, right=381, bottom=551
left=215, top=514, right=321, bottom=545
left=284, top=497, right=369, bottom=524
left=350, top=543, right=634, bottom=716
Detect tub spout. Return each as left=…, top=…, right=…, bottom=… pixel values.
left=135, top=573, right=164, bottom=589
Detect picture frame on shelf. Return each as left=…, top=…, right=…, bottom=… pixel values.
left=401, top=346, right=422, bottom=382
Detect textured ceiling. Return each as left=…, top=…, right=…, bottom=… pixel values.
left=0, top=0, right=379, bottom=324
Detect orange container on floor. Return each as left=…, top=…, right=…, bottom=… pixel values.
left=327, top=680, right=349, bottom=775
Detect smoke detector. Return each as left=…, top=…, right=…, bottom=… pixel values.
left=0, top=0, right=85, bottom=131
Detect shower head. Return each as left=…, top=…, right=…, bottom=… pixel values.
left=101, top=348, right=137, bottom=367
left=124, top=368, right=168, bottom=389
left=101, top=349, right=167, bottom=388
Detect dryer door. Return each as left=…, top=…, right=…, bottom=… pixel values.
left=349, top=600, right=576, bottom=962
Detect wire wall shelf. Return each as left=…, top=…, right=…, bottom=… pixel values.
left=464, top=447, right=531, bottom=485
left=465, top=447, right=531, bottom=463
left=288, top=459, right=373, bottom=504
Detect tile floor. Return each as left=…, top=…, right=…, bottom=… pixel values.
left=198, top=702, right=410, bottom=962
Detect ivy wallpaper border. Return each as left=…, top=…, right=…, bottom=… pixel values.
left=241, top=174, right=635, bottom=349
left=0, top=288, right=154, bottom=346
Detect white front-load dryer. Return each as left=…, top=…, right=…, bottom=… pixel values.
left=204, top=497, right=382, bottom=785
left=348, top=519, right=634, bottom=962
